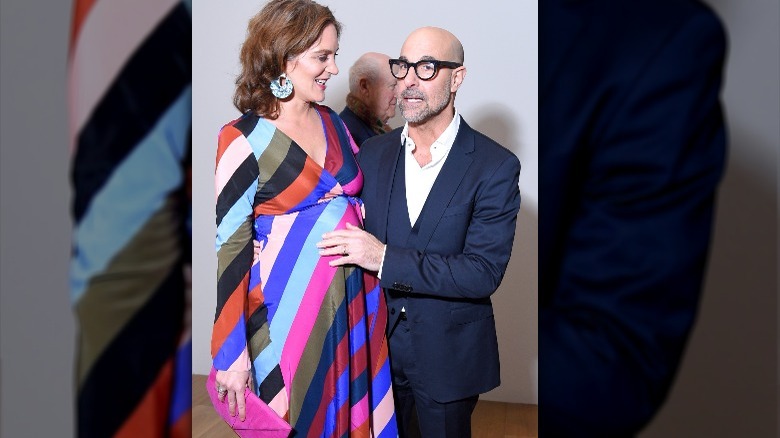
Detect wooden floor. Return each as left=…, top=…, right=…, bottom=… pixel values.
left=192, top=374, right=537, bottom=437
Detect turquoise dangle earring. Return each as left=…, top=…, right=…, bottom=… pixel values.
left=270, top=73, right=293, bottom=99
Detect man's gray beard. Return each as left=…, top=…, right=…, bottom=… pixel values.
left=400, top=87, right=451, bottom=124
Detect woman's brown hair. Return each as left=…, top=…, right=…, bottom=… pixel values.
left=233, top=0, right=342, bottom=119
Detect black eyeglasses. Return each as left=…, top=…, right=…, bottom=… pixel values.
left=389, top=58, right=463, bottom=80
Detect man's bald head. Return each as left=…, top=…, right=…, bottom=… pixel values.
left=402, top=27, right=464, bottom=64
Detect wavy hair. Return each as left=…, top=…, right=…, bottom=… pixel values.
left=233, top=0, right=342, bottom=119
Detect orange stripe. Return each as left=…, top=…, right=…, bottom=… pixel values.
left=211, top=273, right=249, bottom=357
left=216, top=124, right=243, bottom=166
left=373, top=339, right=389, bottom=377
left=351, top=418, right=370, bottom=436
left=70, top=0, right=98, bottom=55
left=114, top=359, right=173, bottom=438
left=169, top=409, right=192, bottom=438
left=255, top=158, right=322, bottom=215
left=247, top=281, right=265, bottom=316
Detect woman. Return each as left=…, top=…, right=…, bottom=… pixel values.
left=210, top=0, right=397, bottom=436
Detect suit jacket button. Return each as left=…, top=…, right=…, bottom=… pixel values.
left=390, top=308, right=396, bottom=315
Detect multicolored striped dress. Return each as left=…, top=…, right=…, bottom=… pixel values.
left=212, top=104, right=397, bottom=437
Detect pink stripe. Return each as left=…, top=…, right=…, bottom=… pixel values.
left=341, top=120, right=360, bottom=155
left=268, top=387, right=289, bottom=418
left=279, top=257, right=337, bottom=388
left=279, top=211, right=354, bottom=385
left=349, top=393, right=370, bottom=431
left=372, top=387, right=396, bottom=433
left=340, top=176, right=362, bottom=196
left=69, top=0, right=180, bottom=153
left=258, top=212, right=298, bottom=287
left=227, top=347, right=251, bottom=372
left=215, top=135, right=254, bottom=201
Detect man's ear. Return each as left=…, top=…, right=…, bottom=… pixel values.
left=451, top=67, right=466, bottom=93
left=359, top=77, right=370, bottom=96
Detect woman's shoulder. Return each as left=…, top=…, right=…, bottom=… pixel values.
left=222, top=112, right=281, bottom=139
left=217, top=112, right=277, bottom=153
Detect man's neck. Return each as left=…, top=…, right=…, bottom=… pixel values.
left=407, top=108, right=456, bottom=150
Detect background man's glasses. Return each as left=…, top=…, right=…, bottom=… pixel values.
left=389, top=58, right=463, bottom=80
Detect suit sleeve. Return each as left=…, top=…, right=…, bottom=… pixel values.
left=380, top=153, right=521, bottom=299
left=539, top=8, right=727, bottom=436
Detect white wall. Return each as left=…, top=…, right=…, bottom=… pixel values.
left=192, top=0, right=539, bottom=404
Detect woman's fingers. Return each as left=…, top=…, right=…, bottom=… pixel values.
left=236, top=389, right=247, bottom=421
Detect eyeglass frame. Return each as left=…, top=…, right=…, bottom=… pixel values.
left=388, top=58, right=463, bottom=81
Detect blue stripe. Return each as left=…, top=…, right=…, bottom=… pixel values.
left=215, top=180, right=255, bottom=251
left=377, top=415, right=399, bottom=438
left=365, top=283, right=381, bottom=336
left=168, top=339, right=192, bottom=424
left=325, top=109, right=359, bottom=184
left=322, top=366, right=351, bottom=435
left=294, top=294, right=348, bottom=430
left=291, top=174, right=337, bottom=213
left=371, top=359, right=393, bottom=409
left=296, top=292, right=348, bottom=430
left=262, top=207, right=325, bottom=324
left=349, top=368, right=368, bottom=407
left=213, top=314, right=246, bottom=370
left=70, top=86, right=191, bottom=304
left=252, top=198, right=348, bottom=384
left=245, top=117, right=277, bottom=159
left=71, top=3, right=190, bottom=223
left=248, top=255, right=261, bottom=291
left=349, top=314, right=367, bottom=356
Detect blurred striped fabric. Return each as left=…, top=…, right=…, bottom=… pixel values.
left=68, top=1, right=192, bottom=436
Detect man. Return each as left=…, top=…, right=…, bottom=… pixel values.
left=539, top=0, right=727, bottom=435
left=339, top=52, right=398, bottom=146
left=319, top=27, right=521, bottom=437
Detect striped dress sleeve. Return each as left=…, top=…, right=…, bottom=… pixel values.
left=211, top=121, right=257, bottom=372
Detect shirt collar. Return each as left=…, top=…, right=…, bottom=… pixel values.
left=401, top=109, right=461, bottom=161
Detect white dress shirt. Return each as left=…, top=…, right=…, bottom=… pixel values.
left=377, top=110, right=461, bottom=280
left=403, top=111, right=461, bottom=225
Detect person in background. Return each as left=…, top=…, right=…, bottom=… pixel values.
left=319, top=27, right=521, bottom=437
left=211, top=0, right=396, bottom=435
left=339, top=52, right=398, bottom=147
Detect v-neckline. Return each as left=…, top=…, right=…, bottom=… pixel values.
left=267, top=107, right=329, bottom=171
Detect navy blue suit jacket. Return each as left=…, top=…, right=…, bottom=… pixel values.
left=339, top=106, right=375, bottom=147
left=358, top=117, right=521, bottom=403
left=539, top=0, right=727, bottom=435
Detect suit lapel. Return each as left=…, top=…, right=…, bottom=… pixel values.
left=414, top=118, right=475, bottom=251
left=372, top=132, right=403, bottom=242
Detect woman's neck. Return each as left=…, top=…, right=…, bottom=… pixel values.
left=278, top=99, right=315, bottom=123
